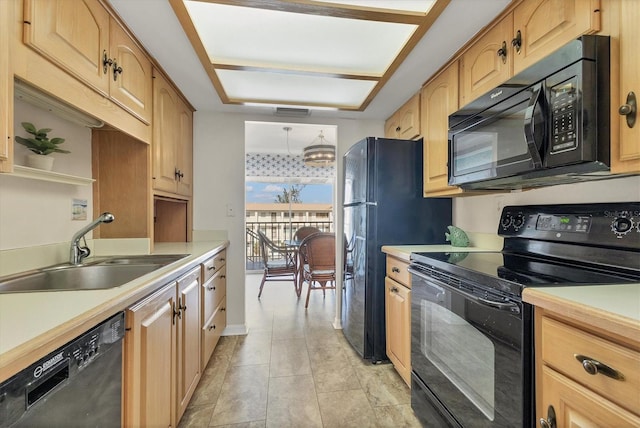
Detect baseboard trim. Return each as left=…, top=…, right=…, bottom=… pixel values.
left=222, top=323, right=248, bottom=336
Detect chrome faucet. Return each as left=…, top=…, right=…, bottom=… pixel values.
left=70, top=212, right=115, bottom=265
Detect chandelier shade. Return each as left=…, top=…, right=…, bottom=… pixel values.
left=303, top=131, right=336, bottom=167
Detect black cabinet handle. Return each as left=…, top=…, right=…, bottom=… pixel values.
left=497, top=41, right=507, bottom=63
left=391, top=267, right=400, bottom=273
left=619, top=91, right=636, bottom=128
left=574, top=354, right=625, bottom=380
left=511, top=30, right=522, bottom=54
left=112, top=60, right=123, bottom=81
left=102, top=51, right=112, bottom=74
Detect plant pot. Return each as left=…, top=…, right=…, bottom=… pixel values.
left=26, top=154, right=55, bottom=171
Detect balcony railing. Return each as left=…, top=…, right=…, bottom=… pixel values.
left=246, top=221, right=333, bottom=270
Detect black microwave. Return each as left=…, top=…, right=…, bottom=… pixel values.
left=448, top=35, right=611, bottom=190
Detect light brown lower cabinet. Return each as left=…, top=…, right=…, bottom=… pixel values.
left=385, top=255, right=411, bottom=386
left=201, top=250, right=227, bottom=368
left=124, top=266, right=201, bottom=427
left=535, top=310, right=640, bottom=427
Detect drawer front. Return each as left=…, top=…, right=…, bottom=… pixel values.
left=202, top=266, right=226, bottom=323
left=202, top=301, right=226, bottom=367
left=386, top=256, right=411, bottom=287
left=541, top=316, right=640, bottom=413
left=202, top=250, right=227, bottom=281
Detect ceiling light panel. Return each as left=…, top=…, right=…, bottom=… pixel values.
left=312, top=0, right=436, bottom=13
left=217, top=69, right=377, bottom=107
left=184, top=1, right=417, bottom=75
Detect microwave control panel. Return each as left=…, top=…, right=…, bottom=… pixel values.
left=550, top=77, right=578, bottom=153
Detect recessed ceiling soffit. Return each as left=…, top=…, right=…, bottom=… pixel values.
left=169, top=0, right=450, bottom=111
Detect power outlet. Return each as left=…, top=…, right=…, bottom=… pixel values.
left=226, top=204, right=235, bottom=217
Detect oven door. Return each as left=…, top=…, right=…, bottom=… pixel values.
left=409, top=265, right=528, bottom=427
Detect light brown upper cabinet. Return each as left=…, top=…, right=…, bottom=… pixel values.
left=385, top=93, right=421, bottom=140
left=153, top=70, right=193, bottom=197
left=460, top=0, right=600, bottom=107
left=0, top=0, right=13, bottom=173
left=421, top=62, right=464, bottom=197
left=609, top=0, right=640, bottom=174
left=23, top=0, right=153, bottom=124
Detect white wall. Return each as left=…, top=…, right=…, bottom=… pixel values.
left=192, top=111, right=383, bottom=332
left=0, top=100, right=93, bottom=250
left=454, top=175, right=640, bottom=233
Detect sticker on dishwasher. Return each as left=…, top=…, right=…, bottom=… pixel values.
left=34, top=351, right=64, bottom=378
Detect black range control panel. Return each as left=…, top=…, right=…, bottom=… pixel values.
left=498, top=203, right=640, bottom=249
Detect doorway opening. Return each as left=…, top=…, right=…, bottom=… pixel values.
left=244, top=121, right=337, bottom=272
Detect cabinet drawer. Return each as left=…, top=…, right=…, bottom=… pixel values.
left=541, top=316, right=640, bottom=413
left=202, top=301, right=226, bottom=367
left=386, top=256, right=411, bottom=287
left=202, top=250, right=226, bottom=281
left=202, top=266, right=226, bottom=323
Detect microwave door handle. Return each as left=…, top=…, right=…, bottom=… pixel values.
left=524, top=83, right=544, bottom=169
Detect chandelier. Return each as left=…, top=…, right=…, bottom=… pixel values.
left=303, top=130, right=336, bottom=167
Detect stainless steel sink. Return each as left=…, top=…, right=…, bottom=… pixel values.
left=95, top=254, right=189, bottom=266
left=0, top=254, right=189, bottom=293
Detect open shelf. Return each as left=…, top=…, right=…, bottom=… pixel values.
left=11, top=165, right=95, bottom=186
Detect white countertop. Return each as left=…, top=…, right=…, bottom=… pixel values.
left=0, top=240, right=228, bottom=381
left=523, top=284, right=640, bottom=343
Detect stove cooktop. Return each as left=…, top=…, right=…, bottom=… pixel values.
left=411, top=250, right=639, bottom=290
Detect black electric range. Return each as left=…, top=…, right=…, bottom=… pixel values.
left=408, top=202, right=640, bottom=428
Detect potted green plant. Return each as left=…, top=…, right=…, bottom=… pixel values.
left=15, top=122, right=70, bottom=171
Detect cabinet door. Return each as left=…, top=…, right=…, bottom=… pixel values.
left=176, top=268, right=201, bottom=423
left=109, top=20, right=152, bottom=124
left=460, top=13, right=513, bottom=107
left=23, top=0, right=110, bottom=97
left=539, top=366, right=640, bottom=427
left=611, top=0, right=640, bottom=173
left=421, top=62, right=463, bottom=196
left=513, top=0, right=601, bottom=73
left=385, top=277, right=411, bottom=386
left=0, top=0, right=12, bottom=172
left=397, top=93, right=421, bottom=140
left=124, top=283, right=176, bottom=428
left=153, top=72, right=179, bottom=193
left=384, top=114, right=400, bottom=139
left=176, top=98, right=193, bottom=197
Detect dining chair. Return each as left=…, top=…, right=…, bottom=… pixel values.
left=293, top=226, right=321, bottom=291
left=299, top=232, right=336, bottom=308
left=293, top=226, right=321, bottom=242
left=256, top=230, right=299, bottom=298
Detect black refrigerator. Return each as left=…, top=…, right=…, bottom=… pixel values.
left=341, top=137, right=452, bottom=362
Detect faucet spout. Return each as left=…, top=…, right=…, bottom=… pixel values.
left=70, top=212, right=115, bottom=265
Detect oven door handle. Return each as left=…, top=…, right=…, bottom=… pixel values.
left=409, top=267, right=521, bottom=314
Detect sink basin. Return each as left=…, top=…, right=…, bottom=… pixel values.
left=96, top=254, right=189, bottom=266
left=0, top=254, right=190, bottom=294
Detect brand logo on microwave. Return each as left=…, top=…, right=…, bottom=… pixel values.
left=490, top=90, right=503, bottom=99
left=33, top=352, right=64, bottom=378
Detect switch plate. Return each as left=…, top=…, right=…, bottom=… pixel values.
left=226, top=204, right=235, bottom=217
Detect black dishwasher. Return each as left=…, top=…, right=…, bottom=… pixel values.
left=0, top=312, right=125, bottom=428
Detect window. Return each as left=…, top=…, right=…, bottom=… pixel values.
left=316, top=213, right=329, bottom=218
left=271, top=212, right=277, bottom=221
left=246, top=211, right=253, bottom=217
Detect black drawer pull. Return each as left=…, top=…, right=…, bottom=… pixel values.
left=391, top=267, right=400, bottom=273
left=574, top=354, right=625, bottom=380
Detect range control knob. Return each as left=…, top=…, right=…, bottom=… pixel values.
left=512, top=214, right=525, bottom=230
left=611, top=217, right=634, bottom=236
left=501, top=214, right=513, bottom=229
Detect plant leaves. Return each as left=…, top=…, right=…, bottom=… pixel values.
left=21, top=122, right=36, bottom=134
left=49, top=138, right=65, bottom=145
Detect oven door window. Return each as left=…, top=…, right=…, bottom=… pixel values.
left=422, top=300, right=496, bottom=420
left=411, top=272, right=523, bottom=427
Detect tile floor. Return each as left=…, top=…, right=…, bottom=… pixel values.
left=178, top=273, right=423, bottom=428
